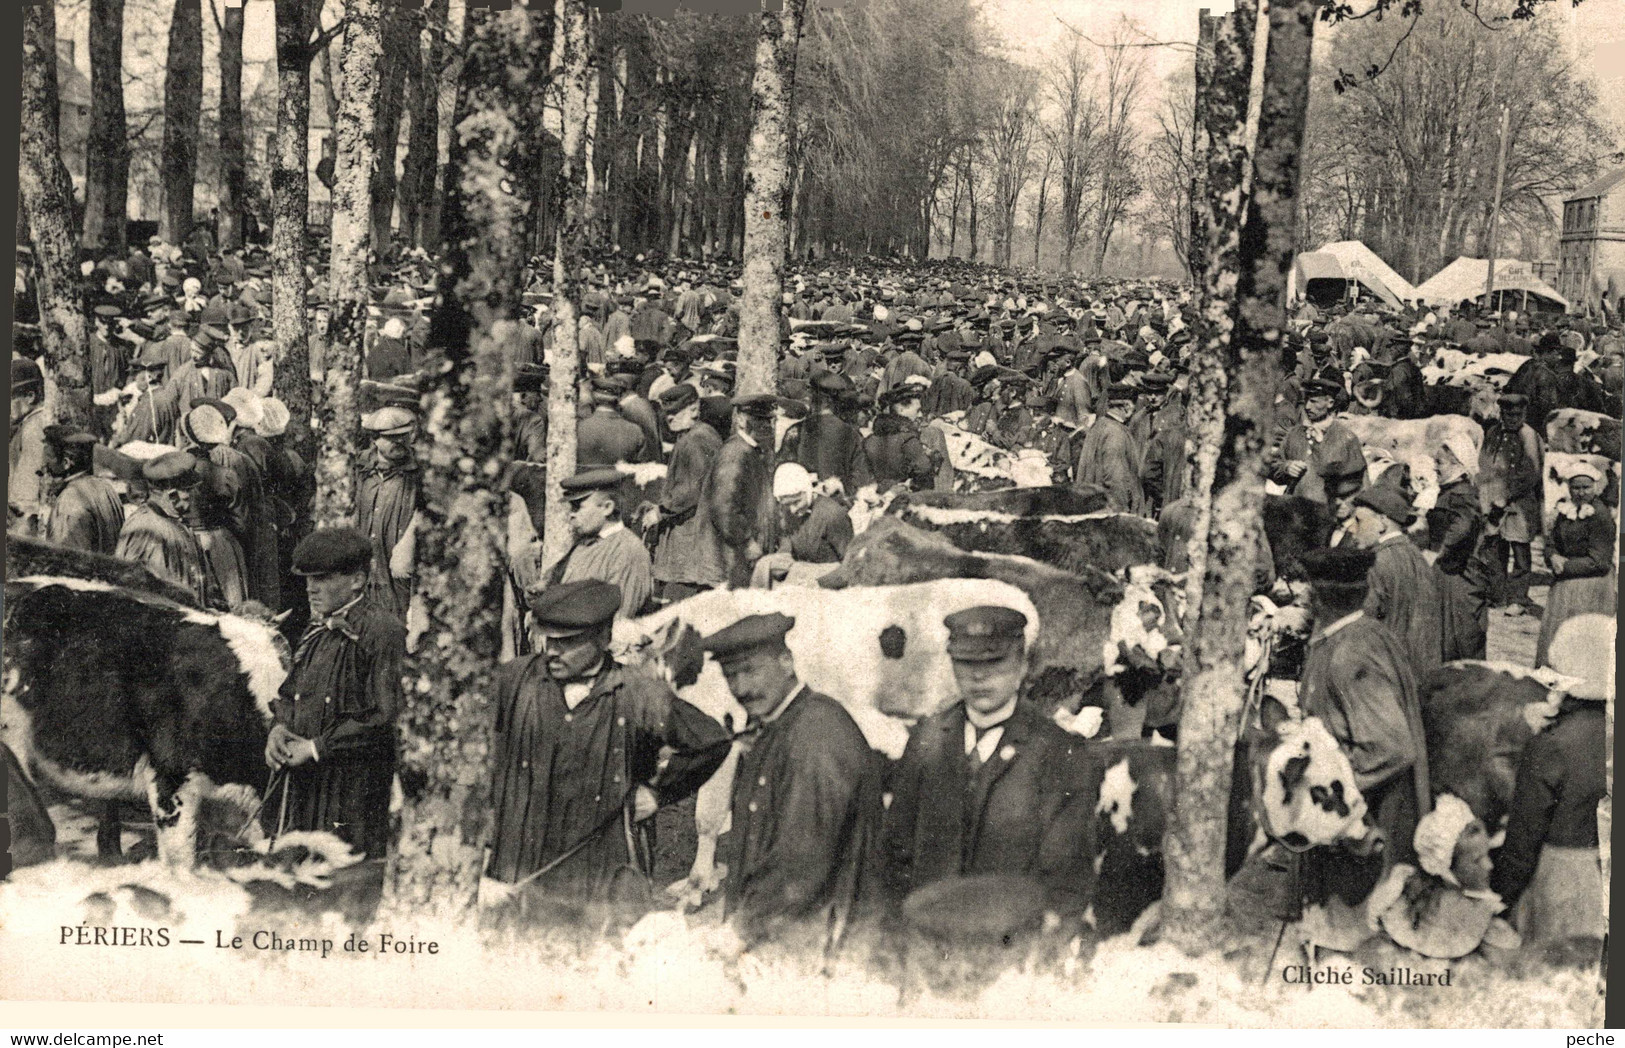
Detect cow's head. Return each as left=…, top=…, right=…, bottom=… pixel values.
left=215, top=602, right=294, bottom=724
left=1249, top=695, right=1369, bottom=851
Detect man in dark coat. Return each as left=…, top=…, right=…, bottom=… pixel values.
left=706, top=613, right=883, bottom=951
left=1478, top=393, right=1544, bottom=610
left=483, top=580, right=729, bottom=903
left=1266, top=378, right=1368, bottom=507
left=264, top=528, right=406, bottom=860
left=783, top=373, right=870, bottom=494
left=1344, top=482, right=1447, bottom=680
left=1297, top=548, right=1431, bottom=880
left=42, top=428, right=124, bottom=555
left=924, top=350, right=975, bottom=418
left=116, top=452, right=213, bottom=607
left=577, top=377, right=651, bottom=466
left=693, top=395, right=779, bottom=589
left=880, top=606, right=1097, bottom=921
left=650, top=383, right=724, bottom=602
left=355, top=406, right=422, bottom=621
left=1140, top=382, right=1189, bottom=514
left=863, top=383, right=939, bottom=491
left=1383, top=338, right=1429, bottom=420
left=1074, top=384, right=1146, bottom=514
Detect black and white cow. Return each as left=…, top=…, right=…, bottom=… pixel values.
left=2, top=577, right=290, bottom=866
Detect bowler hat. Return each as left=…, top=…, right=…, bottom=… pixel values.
left=1300, top=547, right=1375, bottom=587
left=731, top=393, right=779, bottom=418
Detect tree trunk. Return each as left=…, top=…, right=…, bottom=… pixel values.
left=20, top=2, right=91, bottom=431
left=316, top=0, right=383, bottom=529
left=271, top=0, right=319, bottom=466
left=160, top=0, right=203, bottom=245
left=1033, top=161, right=1049, bottom=269
left=369, top=0, right=416, bottom=252
left=1188, top=11, right=1217, bottom=283
left=736, top=0, right=808, bottom=398
left=83, top=0, right=129, bottom=253
left=1162, top=0, right=1260, bottom=953
left=544, top=0, right=594, bottom=568
left=381, top=3, right=525, bottom=922
left=218, top=0, right=247, bottom=251
left=398, top=0, right=448, bottom=250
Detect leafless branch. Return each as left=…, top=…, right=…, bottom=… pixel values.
left=308, top=18, right=347, bottom=59
left=1056, top=16, right=1198, bottom=54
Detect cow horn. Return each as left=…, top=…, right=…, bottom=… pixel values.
left=271, top=609, right=293, bottom=625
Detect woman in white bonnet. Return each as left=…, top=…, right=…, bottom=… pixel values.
left=1535, top=461, right=1616, bottom=666
left=1491, top=612, right=1611, bottom=945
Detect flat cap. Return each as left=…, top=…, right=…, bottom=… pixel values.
left=527, top=579, right=621, bottom=636
left=11, top=356, right=43, bottom=391
left=142, top=450, right=202, bottom=489
left=1496, top=392, right=1527, bottom=408
left=291, top=527, right=373, bottom=577
left=559, top=467, right=625, bottom=502
left=361, top=405, right=417, bottom=436
left=812, top=371, right=853, bottom=397
left=1300, top=547, right=1375, bottom=588
left=879, top=383, right=926, bottom=410
left=514, top=363, right=549, bottom=393
left=1105, top=382, right=1138, bottom=401
left=182, top=404, right=232, bottom=446
left=190, top=396, right=237, bottom=424
left=944, top=605, right=1028, bottom=662
left=193, top=325, right=228, bottom=349
left=731, top=393, right=779, bottom=417
left=256, top=397, right=291, bottom=438
left=657, top=382, right=699, bottom=412
left=702, top=612, right=795, bottom=664
left=1352, top=482, right=1416, bottom=527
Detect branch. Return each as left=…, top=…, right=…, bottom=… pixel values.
left=1331, top=4, right=1422, bottom=94
left=307, top=18, right=347, bottom=61
left=1056, top=16, right=1198, bottom=54
left=207, top=0, right=222, bottom=35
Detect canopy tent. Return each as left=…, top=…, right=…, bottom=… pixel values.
left=1287, top=240, right=1418, bottom=309
left=1414, top=257, right=1570, bottom=313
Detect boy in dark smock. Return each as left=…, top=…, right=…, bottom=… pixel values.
left=484, top=580, right=729, bottom=902
left=264, top=528, right=406, bottom=860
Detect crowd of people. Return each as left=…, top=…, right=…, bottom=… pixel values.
left=8, top=234, right=1619, bottom=960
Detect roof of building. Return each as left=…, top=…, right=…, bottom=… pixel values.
left=1566, top=168, right=1625, bottom=203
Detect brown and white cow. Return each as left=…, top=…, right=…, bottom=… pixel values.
left=2, top=576, right=291, bottom=867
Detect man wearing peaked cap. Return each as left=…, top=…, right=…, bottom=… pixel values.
left=651, top=379, right=725, bottom=603
left=701, top=612, right=883, bottom=950
left=880, top=604, right=1096, bottom=925
left=263, top=527, right=406, bottom=861
left=1267, top=373, right=1366, bottom=508
left=1478, top=390, right=1543, bottom=613
left=176, top=401, right=254, bottom=609
left=785, top=369, right=870, bottom=497
left=1072, top=374, right=1146, bottom=515
left=484, top=578, right=728, bottom=901
left=689, top=383, right=781, bottom=589
left=1299, top=544, right=1431, bottom=876
left=356, top=401, right=423, bottom=622
left=41, top=426, right=124, bottom=556
left=531, top=467, right=653, bottom=621
left=1344, top=476, right=1448, bottom=680
left=577, top=374, right=651, bottom=467
left=115, top=451, right=213, bottom=608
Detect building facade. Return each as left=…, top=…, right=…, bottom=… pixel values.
left=1557, top=168, right=1625, bottom=311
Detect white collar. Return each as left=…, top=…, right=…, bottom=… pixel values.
left=1377, top=531, right=1407, bottom=546
left=762, top=681, right=807, bottom=724
left=964, top=697, right=1018, bottom=731
left=1313, top=609, right=1364, bottom=644
left=737, top=429, right=759, bottom=449
left=599, top=520, right=625, bottom=539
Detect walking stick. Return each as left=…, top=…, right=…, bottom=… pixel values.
left=236, top=767, right=287, bottom=840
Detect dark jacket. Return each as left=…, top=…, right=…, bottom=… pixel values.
left=578, top=407, right=650, bottom=467
left=880, top=700, right=1097, bottom=917
left=1490, top=700, right=1605, bottom=907
left=785, top=494, right=854, bottom=564
left=784, top=411, right=869, bottom=494
left=1548, top=503, right=1616, bottom=580
left=862, top=414, right=935, bottom=491
left=693, top=432, right=773, bottom=588
left=721, top=688, right=883, bottom=947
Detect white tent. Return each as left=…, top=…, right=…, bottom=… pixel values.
left=1414, top=257, right=1570, bottom=312
left=1288, top=240, right=1418, bottom=309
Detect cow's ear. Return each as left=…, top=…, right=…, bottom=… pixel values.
left=1259, top=694, right=1292, bottom=735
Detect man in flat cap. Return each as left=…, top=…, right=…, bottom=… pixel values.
left=1477, top=392, right=1544, bottom=613
left=650, top=382, right=724, bottom=603
left=1343, top=478, right=1447, bottom=680
left=264, top=528, right=407, bottom=860
left=1073, top=383, right=1146, bottom=515
left=704, top=612, right=882, bottom=950
left=923, top=349, right=975, bottom=418
left=355, top=406, right=423, bottom=621
left=578, top=375, right=651, bottom=467
left=116, top=451, right=213, bottom=607
left=880, top=606, right=1096, bottom=924
left=485, top=580, right=729, bottom=903
left=538, top=468, right=653, bottom=620
left=9, top=356, right=49, bottom=533
left=693, top=394, right=780, bottom=589
left=781, top=371, right=870, bottom=496
left=41, top=427, right=124, bottom=555
left=1266, top=377, right=1367, bottom=507
left=1298, top=547, right=1430, bottom=877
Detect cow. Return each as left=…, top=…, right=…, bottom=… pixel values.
left=7, top=533, right=199, bottom=608
left=1546, top=408, right=1621, bottom=458
left=900, top=485, right=1107, bottom=517
left=885, top=495, right=1161, bottom=578
left=2, top=576, right=291, bottom=867
left=1339, top=413, right=1484, bottom=517
left=928, top=417, right=1053, bottom=489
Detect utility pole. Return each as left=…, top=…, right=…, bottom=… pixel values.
left=1482, top=104, right=1511, bottom=312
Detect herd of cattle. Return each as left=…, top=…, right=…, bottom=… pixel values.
left=4, top=396, right=1599, bottom=941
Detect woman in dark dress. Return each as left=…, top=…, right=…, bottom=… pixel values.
left=1535, top=466, right=1616, bottom=667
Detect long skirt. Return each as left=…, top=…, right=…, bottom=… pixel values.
left=195, top=525, right=249, bottom=609
left=1512, top=843, right=1605, bottom=944
left=1535, top=570, right=1617, bottom=667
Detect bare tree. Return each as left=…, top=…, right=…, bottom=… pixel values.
left=736, top=0, right=811, bottom=397
left=316, top=0, right=383, bottom=528
left=20, top=2, right=92, bottom=431
left=369, top=0, right=417, bottom=250
left=1029, top=149, right=1051, bottom=268
left=1086, top=19, right=1148, bottom=275
left=984, top=61, right=1040, bottom=268
left=1145, top=66, right=1196, bottom=276
left=1043, top=36, right=1099, bottom=273
left=159, top=0, right=203, bottom=244
left=398, top=0, right=450, bottom=249
left=84, top=0, right=130, bottom=253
